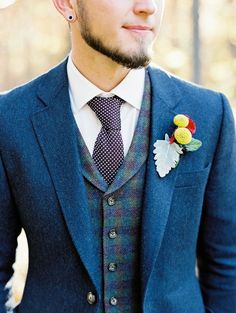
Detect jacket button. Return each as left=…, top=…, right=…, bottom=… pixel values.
left=107, top=196, right=115, bottom=206
left=87, top=292, right=96, bottom=304
left=110, top=296, right=118, bottom=306
left=108, top=262, right=117, bottom=272
left=108, top=229, right=117, bottom=239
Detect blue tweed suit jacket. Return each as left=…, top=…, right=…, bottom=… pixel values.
left=0, top=60, right=235, bottom=313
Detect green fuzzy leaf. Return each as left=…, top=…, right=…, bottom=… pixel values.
left=184, top=138, right=202, bottom=152
left=153, top=135, right=183, bottom=177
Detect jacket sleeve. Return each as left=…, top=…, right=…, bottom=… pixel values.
left=197, top=93, right=236, bottom=312
left=0, top=152, right=21, bottom=313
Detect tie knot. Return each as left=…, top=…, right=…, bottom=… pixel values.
left=88, top=96, right=124, bottom=130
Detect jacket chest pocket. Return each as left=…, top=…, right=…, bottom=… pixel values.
left=168, top=163, right=213, bottom=237
left=174, top=163, right=212, bottom=189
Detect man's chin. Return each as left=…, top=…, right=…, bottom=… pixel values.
left=119, top=57, right=150, bottom=69
left=108, top=51, right=151, bottom=69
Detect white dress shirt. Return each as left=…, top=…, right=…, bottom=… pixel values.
left=67, top=55, right=145, bottom=156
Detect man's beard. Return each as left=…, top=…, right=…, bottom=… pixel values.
left=77, top=1, right=151, bottom=69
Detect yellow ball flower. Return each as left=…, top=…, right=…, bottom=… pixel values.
left=173, top=114, right=189, bottom=127
left=174, top=127, right=192, bottom=145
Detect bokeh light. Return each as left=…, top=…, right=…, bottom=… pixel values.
left=0, top=0, right=15, bottom=9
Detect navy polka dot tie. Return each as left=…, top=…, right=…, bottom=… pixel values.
left=88, top=96, right=125, bottom=184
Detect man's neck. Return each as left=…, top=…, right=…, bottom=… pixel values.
left=71, top=44, right=130, bottom=92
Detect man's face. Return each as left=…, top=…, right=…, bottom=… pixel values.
left=75, top=0, right=164, bottom=69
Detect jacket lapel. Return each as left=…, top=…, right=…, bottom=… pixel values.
left=141, top=66, right=182, bottom=302
left=31, top=60, right=100, bottom=294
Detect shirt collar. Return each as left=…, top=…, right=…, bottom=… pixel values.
left=67, top=54, right=145, bottom=111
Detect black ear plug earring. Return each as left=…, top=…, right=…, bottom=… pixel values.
left=67, top=14, right=76, bottom=22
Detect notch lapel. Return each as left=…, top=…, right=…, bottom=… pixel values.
left=31, top=61, right=100, bottom=294
left=141, top=67, right=182, bottom=302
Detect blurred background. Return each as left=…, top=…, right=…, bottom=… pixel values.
left=0, top=0, right=236, bottom=307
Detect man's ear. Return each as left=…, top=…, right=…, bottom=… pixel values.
left=52, top=0, right=77, bottom=22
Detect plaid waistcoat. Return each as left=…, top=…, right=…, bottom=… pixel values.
left=77, top=72, right=151, bottom=313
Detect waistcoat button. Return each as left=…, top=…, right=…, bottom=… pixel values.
left=108, top=262, right=117, bottom=272
left=108, top=229, right=117, bottom=239
left=107, top=196, right=115, bottom=206
left=110, top=297, right=118, bottom=306
left=87, top=292, right=96, bottom=304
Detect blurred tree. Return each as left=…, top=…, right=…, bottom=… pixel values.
left=193, top=0, right=201, bottom=83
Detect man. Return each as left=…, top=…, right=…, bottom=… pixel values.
left=0, top=0, right=235, bottom=312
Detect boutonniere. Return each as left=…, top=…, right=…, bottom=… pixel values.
left=153, top=114, right=202, bottom=177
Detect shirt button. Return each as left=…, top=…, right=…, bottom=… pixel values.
left=110, top=297, right=118, bottom=306
left=108, top=262, right=117, bottom=272
left=107, top=196, right=115, bottom=206
left=108, top=229, right=117, bottom=239
left=87, top=292, right=96, bottom=304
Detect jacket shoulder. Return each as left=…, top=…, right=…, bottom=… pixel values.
left=0, top=59, right=67, bottom=116
left=148, top=65, right=226, bottom=114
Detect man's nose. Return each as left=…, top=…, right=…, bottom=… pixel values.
left=133, top=0, right=157, bottom=15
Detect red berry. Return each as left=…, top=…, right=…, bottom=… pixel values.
left=169, top=134, right=175, bottom=144
left=187, top=118, right=196, bottom=134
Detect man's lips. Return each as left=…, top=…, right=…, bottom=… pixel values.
left=123, top=25, right=153, bottom=32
